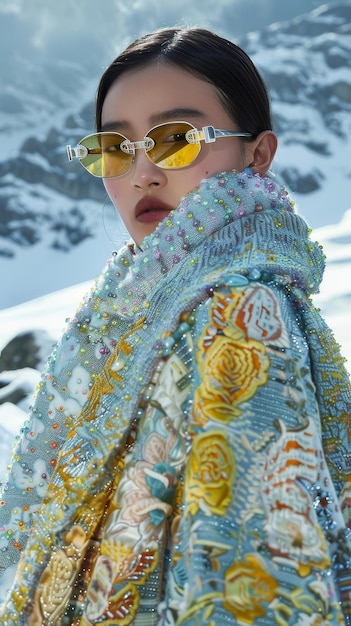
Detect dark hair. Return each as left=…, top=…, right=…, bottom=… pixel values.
left=95, top=27, right=272, bottom=137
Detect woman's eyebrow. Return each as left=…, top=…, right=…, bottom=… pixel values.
left=149, top=108, right=206, bottom=124
left=100, top=108, right=206, bottom=133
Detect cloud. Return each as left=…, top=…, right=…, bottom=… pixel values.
left=1, top=0, right=335, bottom=69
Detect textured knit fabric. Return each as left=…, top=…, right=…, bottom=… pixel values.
left=0, top=170, right=350, bottom=626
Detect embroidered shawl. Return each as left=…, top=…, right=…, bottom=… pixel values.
left=0, top=170, right=350, bottom=625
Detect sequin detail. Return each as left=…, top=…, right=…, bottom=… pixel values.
left=0, top=170, right=350, bottom=626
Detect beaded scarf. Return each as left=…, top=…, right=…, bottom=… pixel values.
left=96, top=169, right=322, bottom=318
left=2, top=170, right=351, bottom=624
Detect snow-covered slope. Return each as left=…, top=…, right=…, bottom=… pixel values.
left=0, top=2, right=350, bottom=308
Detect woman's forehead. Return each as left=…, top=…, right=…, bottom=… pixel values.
left=101, top=63, right=227, bottom=129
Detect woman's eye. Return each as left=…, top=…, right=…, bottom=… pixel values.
left=163, top=133, right=187, bottom=143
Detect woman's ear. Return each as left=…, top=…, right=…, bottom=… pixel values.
left=247, top=130, right=278, bottom=175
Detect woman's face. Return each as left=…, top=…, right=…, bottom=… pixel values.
left=101, top=62, right=255, bottom=247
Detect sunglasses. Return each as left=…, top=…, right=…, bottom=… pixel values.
left=66, top=121, right=253, bottom=178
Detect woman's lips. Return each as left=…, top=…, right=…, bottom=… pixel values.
left=135, top=197, right=173, bottom=223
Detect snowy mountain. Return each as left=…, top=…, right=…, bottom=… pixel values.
left=0, top=1, right=350, bottom=308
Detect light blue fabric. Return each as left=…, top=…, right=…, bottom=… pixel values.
left=0, top=170, right=350, bottom=625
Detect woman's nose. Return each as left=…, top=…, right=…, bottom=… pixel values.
left=130, top=150, right=167, bottom=189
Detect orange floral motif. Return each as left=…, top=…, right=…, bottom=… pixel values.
left=233, top=285, right=287, bottom=344
left=185, top=430, right=235, bottom=517
left=82, top=581, right=139, bottom=626
left=224, top=553, right=278, bottom=624
left=202, top=285, right=287, bottom=346
left=194, top=333, right=269, bottom=424
left=262, top=420, right=331, bottom=577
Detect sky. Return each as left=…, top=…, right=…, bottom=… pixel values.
left=0, top=0, right=339, bottom=79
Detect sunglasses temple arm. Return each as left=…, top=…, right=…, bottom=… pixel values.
left=66, top=144, right=89, bottom=161
left=186, top=126, right=253, bottom=145
left=186, top=126, right=217, bottom=144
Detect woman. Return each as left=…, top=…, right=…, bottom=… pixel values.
left=0, top=27, right=351, bottom=626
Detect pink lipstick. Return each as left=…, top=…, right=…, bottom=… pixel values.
left=135, top=197, right=174, bottom=223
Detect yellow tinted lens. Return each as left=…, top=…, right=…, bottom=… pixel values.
left=147, top=122, right=200, bottom=169
left=79, top=133, right=132, bottom=177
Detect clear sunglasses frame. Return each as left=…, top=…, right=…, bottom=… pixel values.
left=66, top=121, right=254, bottom=178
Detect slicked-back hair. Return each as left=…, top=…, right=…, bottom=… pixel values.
left=95, top=27, right=272, bottom=139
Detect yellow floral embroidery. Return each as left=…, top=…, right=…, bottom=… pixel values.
left=194, top=333, right=269, bottom=425
left=224, top=553, right=278, bottom=623
left=185, top=430, right=235, bottom=517
left=193, top=288, right=273, bottom=425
